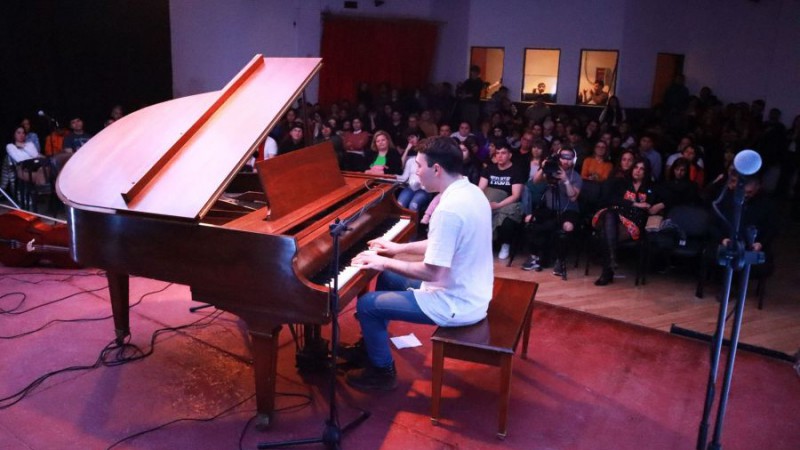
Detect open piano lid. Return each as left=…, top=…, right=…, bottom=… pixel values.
left=57, top=55, right=322, bottom=221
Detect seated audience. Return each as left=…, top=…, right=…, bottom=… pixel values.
left=478, top=140, right=525, bottom=260
left=592, top=158, right=664, bottom=286
left=659, top=157, right=700, bottom=210
left=581, top=140, right=613, bottom=182
left=278, top=121, right=306, bottom=154
left=62, top=116, right=92, bottom=153
left=341, top=117, right=372, bottom=171
left=396, top=131, right=431, bottom=213
left=6, top=126, right=47, bottom=185
left=364, top=131, right=402, bottom=176
left=20, top=118, right=40, bottom=152
left=521, top=145, right=582, bottom=273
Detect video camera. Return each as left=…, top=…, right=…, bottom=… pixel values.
left=541, top=154, right=561, bottom=183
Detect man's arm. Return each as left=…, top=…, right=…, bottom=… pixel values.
left=368, top=237, right=427, bottom=256
left=352, top=252, right=447, bottom=283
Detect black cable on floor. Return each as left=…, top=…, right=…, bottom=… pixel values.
left=0, top=282, right=173, bottom=339
left=0, top=285, right=108, bottom=315
left=0, top=297, right=219, bottom=409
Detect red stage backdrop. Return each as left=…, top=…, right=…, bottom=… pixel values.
left=319, top=15, right=439, bottom=107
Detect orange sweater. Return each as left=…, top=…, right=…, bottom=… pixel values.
left=581, top=158, right=613, bottom=182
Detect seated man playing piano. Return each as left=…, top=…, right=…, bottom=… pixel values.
left=345, top=136, right=494, bottom=391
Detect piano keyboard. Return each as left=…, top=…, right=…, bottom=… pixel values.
left=311, top=217, right=411, bottom=288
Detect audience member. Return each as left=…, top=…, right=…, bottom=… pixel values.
left=6, top=126, right=47, bottom=185
left=478, top=140, right=524, bottom=260
left=592, top=158, right=664, bottom=286
left=396, top=131, right=431, bottom=214
left=581, top=140, right=613, bottom=182
left=20, top=118, right=40, bottom=152
left=581, top=80, right=609, bottom=106
left=637, top=133, right=662, bottom=181
left=450, top=121, right=473, bottom=143
left=62, top=116, right=92, bottom=153
left=599, top=96, right=626, bottom=129
left=659, top=157, right=700, bottom=210
left=364, top=131, right=402, bottom=176
left=278, top=121, right=306, bottom=154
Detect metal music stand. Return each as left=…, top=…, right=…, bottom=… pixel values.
left=258, top=217, right=369, bottom=450
left=696, top=151, right=765, bottom=450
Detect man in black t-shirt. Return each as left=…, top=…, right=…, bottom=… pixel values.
left=478, top=140, right=525, bottom=260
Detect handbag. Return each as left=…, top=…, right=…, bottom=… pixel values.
left=645, top=214, right=664, bottom=232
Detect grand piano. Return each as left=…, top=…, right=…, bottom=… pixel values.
left=56, top=56, right=415, bottom=427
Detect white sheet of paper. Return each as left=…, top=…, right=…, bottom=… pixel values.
left=390, top=333, right=422, bottom=349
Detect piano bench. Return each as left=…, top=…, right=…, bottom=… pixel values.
left=429, top=278, right=539, bottom=439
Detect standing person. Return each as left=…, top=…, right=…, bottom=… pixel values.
left=458, top=65, right=486, bottom=128
left=343, top=137, right=493, bottom=390
left=599, top=96, right=626, bottom=129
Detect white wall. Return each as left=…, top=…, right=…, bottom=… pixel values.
left=170, top=0, right=800, bottom=116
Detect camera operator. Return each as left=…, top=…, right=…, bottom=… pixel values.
left=520, top=145, right=582, bottom=274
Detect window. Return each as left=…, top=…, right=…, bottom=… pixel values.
left=577, top=49, right=619, bottom=106
left=522, top=48, right=560, bottom=103
left=469, top=47, right=504, bottom=100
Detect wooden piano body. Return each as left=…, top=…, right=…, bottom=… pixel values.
left=56, top=56, right=415, bottom=427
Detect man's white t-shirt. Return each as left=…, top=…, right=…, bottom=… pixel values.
left=413, top=177, right=494, bottom=326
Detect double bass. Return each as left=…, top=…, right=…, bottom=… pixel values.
left=0, top=206, right=79, bottom=268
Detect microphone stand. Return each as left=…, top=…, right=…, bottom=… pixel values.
left=258, top=217, right=370, bottom=450
left=696, top=177, right=764, bottom=450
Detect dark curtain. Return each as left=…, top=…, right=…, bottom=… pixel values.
left=0, top=0, right=172, bottom=135
left=319, top=16, right=438, bottom=107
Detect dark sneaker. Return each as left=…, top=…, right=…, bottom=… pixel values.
left=552, top=259, right=564, bottom=277
left=521, top=256, right=540, bottom=271
left=346, top=362, right=398, bottom=391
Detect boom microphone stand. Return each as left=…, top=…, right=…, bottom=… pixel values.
left=258, top=216, right=370, bottom=450
left=696, top=150, right=765, bottom=450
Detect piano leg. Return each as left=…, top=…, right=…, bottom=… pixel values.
left=107, top=271, right=130, bottom=344
left=248, top=323, right=283, bottom=430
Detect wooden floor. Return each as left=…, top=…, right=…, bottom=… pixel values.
left=4, top=196, right=798, bottom=357
left=495, top=207, right=800, bottom=357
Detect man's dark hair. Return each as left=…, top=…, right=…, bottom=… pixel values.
left=419, top=136, right=463, bottom=175
left=492, top=137, right=510, bottom=151
left=532, top=138, right=549, bottom=152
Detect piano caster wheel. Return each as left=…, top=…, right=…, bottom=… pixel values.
left=496, top=431, right=507, bottom=440
left=254, top=413, right=272, bottom=431
left=430, top=417, right=439, bottom=426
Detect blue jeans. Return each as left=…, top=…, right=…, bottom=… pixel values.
left=356, top=271, right=434, bottom=368
left=397, top=187, right=432, bottom=213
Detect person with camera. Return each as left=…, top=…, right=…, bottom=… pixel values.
left=521, top=145, right=582, bottom=274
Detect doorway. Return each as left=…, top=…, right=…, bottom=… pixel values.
left=651, top=53, right=685, bottom=107
left=469, top=47, right=504, bottom=99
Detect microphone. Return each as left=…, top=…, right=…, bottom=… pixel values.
left=733, top=149, right=761, bottom=176
left=38, top=110, right=59, bottom=128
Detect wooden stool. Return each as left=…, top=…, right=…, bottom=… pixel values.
left=430, top=277, right=539, bottom=439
